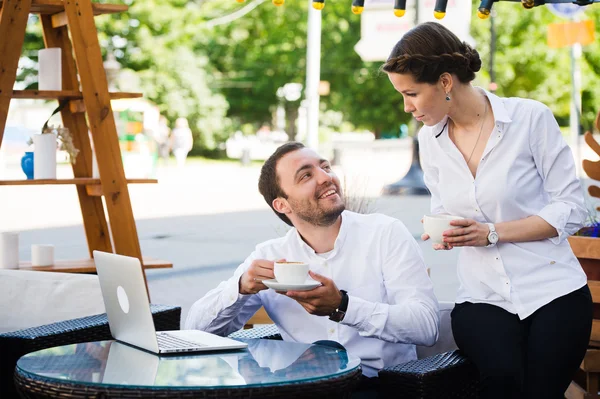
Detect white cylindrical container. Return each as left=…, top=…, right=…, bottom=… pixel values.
left=92, top=151, right=99, bottom=178
left=32, top=244, right=54, bottom=267
left=0, top=232, right=19, bottom=269
left=38, top=48, right=62, bottom=91
left=33, top=133, right=57, bottom=179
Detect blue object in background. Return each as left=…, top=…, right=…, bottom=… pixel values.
left=21, top=152, right=34, bottom=179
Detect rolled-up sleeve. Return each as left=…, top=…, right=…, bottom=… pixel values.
left=184, top=251, right=263, bottom=336
left=530, top=106, right=588, bottom=244
left=341, top=221, right=440, bottom=346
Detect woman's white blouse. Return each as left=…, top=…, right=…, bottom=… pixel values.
left=418, top=90, right=588, bottom=319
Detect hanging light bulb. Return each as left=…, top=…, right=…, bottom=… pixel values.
left=394, top=0, right=406, bottom=17
left=433, top=0, right=447, bottom=19
left=351, top=0, right=365, bottom=14
left=272, top=0, right=284, bottom=6
left=477, top=0, right=493, bottom=19
left=312, top=0, right=325, bottom=10
left=521, top=0, right=535, bottom=8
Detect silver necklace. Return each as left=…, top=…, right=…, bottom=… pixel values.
left=451, top=99, right=488, bottom=166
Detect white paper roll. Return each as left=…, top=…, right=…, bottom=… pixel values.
left=32, top=244, right=54, bottom=267
left=33, top=133, right=57, bottom=179
left=0, top=232, right=19, bottom=269
left=38, top=48, right=62, bottom=91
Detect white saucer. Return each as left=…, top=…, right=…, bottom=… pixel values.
left=263, top=279, right=321, bottom=292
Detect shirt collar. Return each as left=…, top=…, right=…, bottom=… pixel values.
left=291, top=210, right=351, bottom=259
left=429, top=87, right=513, bottom=138
left=483, top=88, right=512, bottom=124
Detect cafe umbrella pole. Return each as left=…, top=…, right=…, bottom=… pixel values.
left=382, top=135, right=429, bottom=195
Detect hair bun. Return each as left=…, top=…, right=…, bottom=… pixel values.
left=464, top=43, right=482, bottom=73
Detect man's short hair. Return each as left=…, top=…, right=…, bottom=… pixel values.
left=258, top=142, right=305, bottom=226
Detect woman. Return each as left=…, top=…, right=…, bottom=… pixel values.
left=383, top=22, right=592, bottom=398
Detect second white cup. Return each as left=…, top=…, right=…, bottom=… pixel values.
left=274, top=261, right=309, bottom=284
left=32, top=244, right=55, bottom=267
left=423, top=214, right=464, bottom=244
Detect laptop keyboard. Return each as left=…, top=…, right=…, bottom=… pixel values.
left=157, top=333, right=207, bottom=351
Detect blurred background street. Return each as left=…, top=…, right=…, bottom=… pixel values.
left=1, top=143, right=463, bottom=325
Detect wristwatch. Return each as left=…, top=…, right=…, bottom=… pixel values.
left=486, top=223, right=499, bottom=247
left=329, top=290, right=349, bottom=323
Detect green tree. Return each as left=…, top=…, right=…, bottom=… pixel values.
left=470, top=2, right=600, bottom=130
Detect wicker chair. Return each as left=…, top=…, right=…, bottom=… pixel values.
left=229, top=306, right=480, bottom=399
left=0, top=304, right=181, bottom=398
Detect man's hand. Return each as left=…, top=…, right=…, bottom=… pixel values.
left=283, top=271, right=342, bottom=316
left=239, top=259, right=281, bottom=295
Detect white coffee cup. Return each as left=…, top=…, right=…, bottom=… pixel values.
left=423, top=214, right=464, bottom=244
left=32, top=244, right=54, bottom=267
left=274, top=261, right=309, bottom=284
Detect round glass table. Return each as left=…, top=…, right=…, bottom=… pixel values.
left=15, top=338, right=362, bottom=398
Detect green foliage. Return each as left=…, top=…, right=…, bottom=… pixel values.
left=470, top=2, right=600, bottom=130
left=16, top=0, right=600, bottom=150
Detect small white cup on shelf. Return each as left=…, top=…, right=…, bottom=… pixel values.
left=31, top=244, right=55, bottom=267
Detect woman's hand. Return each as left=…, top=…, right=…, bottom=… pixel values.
left=443, top=219, right=490, bottom=247
left=421, top=233, right=454, bottom=250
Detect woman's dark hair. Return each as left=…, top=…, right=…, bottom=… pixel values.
left=258, top=141, right=305, bottom=226
left=382, top=22, right=481, bottom=84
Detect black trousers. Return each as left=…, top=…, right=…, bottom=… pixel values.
left=451, top=285, right=592, bottom=399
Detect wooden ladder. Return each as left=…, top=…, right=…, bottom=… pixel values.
left=0, top=0, right=172, bottom=295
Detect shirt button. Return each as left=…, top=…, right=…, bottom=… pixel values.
left=495, top=257, right=499, bottom=260
left=550, top=261, right=556, bottom=265
left=323, top=262, right=328, bottom=268
left=475, top=209, right=479, bottom=212
left=329, top=328, right=335, bottom=334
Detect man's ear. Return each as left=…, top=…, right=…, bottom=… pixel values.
left=272, top=197, right=290, bottom=215
left=439, top=72, right=453, bottom=93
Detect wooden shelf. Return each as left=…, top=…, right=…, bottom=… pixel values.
left=0, top=178, right=157, bottom=186
left=18, top=257, right=172, bottom=273
left=0, top=0, right=128, bottom=15
left=11, top=90, right=143, bottom=100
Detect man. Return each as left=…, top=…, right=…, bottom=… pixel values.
left=185, top=142, right=439, bottom=380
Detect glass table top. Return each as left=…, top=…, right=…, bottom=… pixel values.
left=16, top=338, right=361, bottom=390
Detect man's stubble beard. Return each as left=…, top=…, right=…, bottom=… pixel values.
left=290, top=199, right=345, bottom=227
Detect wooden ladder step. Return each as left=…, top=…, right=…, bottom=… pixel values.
left=0, top=178, right=158, bottom=186
left=0, top=0, right=128, bottom=15
left=11, top=90, right=142, bottom=100
left=17, top=257, right=172, bottom=273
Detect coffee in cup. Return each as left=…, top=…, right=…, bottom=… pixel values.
left=274, top=261, right=309, bottom=284
left=423, top=214, right=464, bottom=244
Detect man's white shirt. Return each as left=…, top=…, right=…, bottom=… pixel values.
left=185, top=211, right=440, bottom=376
left=418, top=89, right=588, bottom=319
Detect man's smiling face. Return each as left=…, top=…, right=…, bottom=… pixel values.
left=274, top=148, right=345, bottom=227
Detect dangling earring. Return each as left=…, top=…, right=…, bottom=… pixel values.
left=445, top=93, right=451, bottom=101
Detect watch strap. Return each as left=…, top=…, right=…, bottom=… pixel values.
left=338, top=290, right=349, bottom=313
left=329, top=290, right=348, bottom=322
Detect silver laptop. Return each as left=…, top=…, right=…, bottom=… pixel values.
left=94, top=250, right=248, bottom=354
